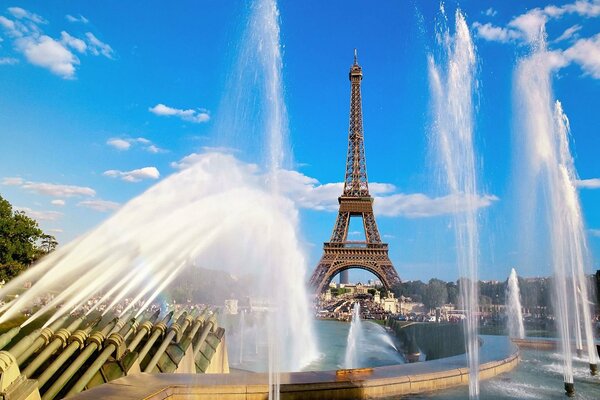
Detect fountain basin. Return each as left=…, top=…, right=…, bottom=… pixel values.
left=71, top=335, right=519, bottom=399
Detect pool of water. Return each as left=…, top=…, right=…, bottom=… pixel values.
left=227, top=317, right=600, bottom=398
left=228, top=318, right=403, bottom=372
left=305, top=319, right=404, bottom=370
left=411, top=346, right=600, bottom=399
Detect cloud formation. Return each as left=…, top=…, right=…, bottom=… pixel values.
left=2, top=177, right=96, bottom=197
left=77, top=199, right=120, bottom=212
left=278, top=173, right=497, bottom=218
left=0, top=7, right=113, bottom=78
left=484, top=8, right=497, bottom=17
left=576, top=178, right=600, bottom=188
left=65, top=14, right=88, bottom=24
left=149, top=103, right=210, bottom=123
left=106, top=137, right=164, bottom=153
left=0, top=57, right=18, bottom=65
left=589, top=229, right=600, bottom=237
left=472, top=1, right=600, bottom=79
left=173, top=152, right=498, bottom=218
left=103, top=167, right=160, bottom=182
left=51, top=199, right=65, bottom=206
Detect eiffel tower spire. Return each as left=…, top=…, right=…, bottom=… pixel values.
left=343, top=49, right=369, bottom=197
left=308, top=52, right=401, bottom=294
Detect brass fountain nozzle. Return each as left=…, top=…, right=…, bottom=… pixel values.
left=564, top=382, right=575, bottom=397
left=149, top=309, right=161, bottom=324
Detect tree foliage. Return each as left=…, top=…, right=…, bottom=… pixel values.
left=0, top=195, right=57, bottom=282
left=422, top=279, right=448, bottom=310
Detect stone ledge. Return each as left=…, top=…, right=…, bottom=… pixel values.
left=71, top=336, right=519, bottom=400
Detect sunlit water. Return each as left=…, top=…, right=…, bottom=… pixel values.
left=428, top=6, right=480, bottom=397
left=417, top=348, right=600, bottom=400
left=227, top=318, right=404, bottom=372
left=344, top=302, right=363, bottom=368
left=514, top=28, right=599, bottom=384
left=0, top=152, right=317, bottom=374
left=506, top=268, right=525, bottom=339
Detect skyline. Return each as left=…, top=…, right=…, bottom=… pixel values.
left=1, top=1, right=599, bottom=282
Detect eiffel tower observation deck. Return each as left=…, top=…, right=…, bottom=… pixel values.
left=308, top=51, right=402, bottom=294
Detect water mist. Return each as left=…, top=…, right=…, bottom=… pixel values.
left=506, top=268, right=525, bottom=339
left=514, top=28, right=599, bottom=394
left=0, top=2, right=318, bottom=396
left=344, top=302, right=363, bottom=369
left=428, top=7, right=480, bottom=398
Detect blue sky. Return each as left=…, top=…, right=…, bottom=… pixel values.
left=1, top=1, right=599, bottom=283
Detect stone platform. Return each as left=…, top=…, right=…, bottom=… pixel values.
left=72, top=335, right=519, bottom=400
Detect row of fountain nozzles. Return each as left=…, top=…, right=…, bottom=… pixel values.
left=0, top=306, right=219, bottom=400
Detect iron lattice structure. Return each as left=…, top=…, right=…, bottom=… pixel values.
left=309, top=52, right=401, bottom=294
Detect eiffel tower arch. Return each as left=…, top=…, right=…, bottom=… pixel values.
left=308, top=51, right=401, bottom=294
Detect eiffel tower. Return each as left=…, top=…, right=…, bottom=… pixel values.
left=309, top=51, right=401, bottom=294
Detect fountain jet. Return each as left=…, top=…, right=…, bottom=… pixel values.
left=344, top=302, right=363, bottom=369
left=506, top=268, right=525, bottom=339
left=428, top=6, right=480, bottom=398
left=514, top=25, right=599, bottom=392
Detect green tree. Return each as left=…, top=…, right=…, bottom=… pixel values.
left=422, top=279, right=448, bottom=311
left=0, top=195, right=57, bottom=281
left=446, top=281, right=459, bottom=305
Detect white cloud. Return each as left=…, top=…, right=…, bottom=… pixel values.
left=0, top=16, right=16, bottom=33
left=472, top=22, right=520, bottom=43
left=8, top=7, right=46, bottom=24
left=106, top=137, right=165, bottom=153
left=77, top=199, right=119, bottom=212
left=16, top=206, right=62, bottom=221
left=562, top=0, right=600, bottom=16
left=484, top=8, right=498, bottom=17
left=103, top=167, right=160, bottom=182
left=17, top=34, right=79, bottom=78
left=48, top=228, right=63, bottom=233
left=474, top=0, right=600, bottom=44
left=2, top=177, right=95, bottom=197
left=51, top=199, right=65, bottom=206
left=106, top=138, right=131, bottom=150
left=146, top=144, right=163, bottom=154
left=555, top=24, right=583, bottom=42
left=0, top=8, right=113, bottom=78
left=171, top=151, right=500, bottom=219
left=576, top=178, right=600, bottom=188
left=589, top=229, right=600, bottom=237
left=273, top=169, right=497, bottom=217
left=472, top=1, right=600, bottom=79
left=374, top=193, right=499, bottom=218
left=85, top=32, right=113, bottom=58
left=508, top=9, right=547, bottom=42
left=563, top=33, right=600, bottom=78
left=60, top=31, right=86, bottom=53
left=0, top=57, right=18, bottom=65
left=65, top=14, right=89, bottom=24
left=21, top=181, right=96, bottom=197
left=171, top=146, right=241, bottom=167
left=149, top=103, right=210, bottom=123
left=1, top=177, right=24, bottom=185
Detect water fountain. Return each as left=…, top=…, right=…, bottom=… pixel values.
left=506, top=268, right=525, bottom=339
left=344, top=302, right=363, bottom=369
left=239, top=310, right=246, bottom=365
left=428, top=6, right=480, bottom=398
left=514, top=26, right=599, bottom=397
left=0, top=2, right=317, bottom=396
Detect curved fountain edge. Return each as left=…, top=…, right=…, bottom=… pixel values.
left=71, top=335, right=519, bottom=399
